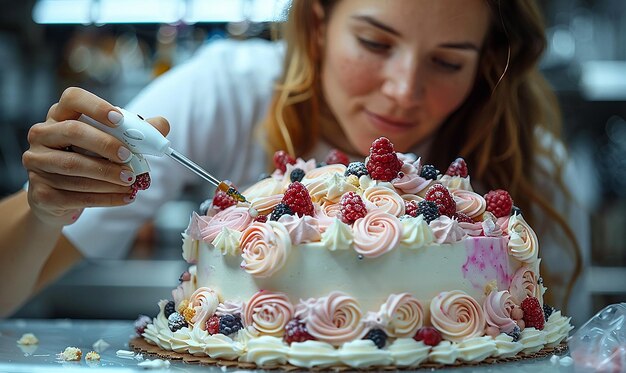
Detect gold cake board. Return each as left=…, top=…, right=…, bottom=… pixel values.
left=129, top=337, right=568, bottom=371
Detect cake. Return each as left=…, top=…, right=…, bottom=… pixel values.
left=134, top=137, right=573, bottom=369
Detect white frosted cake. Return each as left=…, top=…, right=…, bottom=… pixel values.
left=136, top=137, right=573, bottom=369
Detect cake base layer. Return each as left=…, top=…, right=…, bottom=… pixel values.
left=129, top=337, right=568, bottom=371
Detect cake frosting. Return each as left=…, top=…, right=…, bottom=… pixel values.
left=140, top=138, right=573, bottom=369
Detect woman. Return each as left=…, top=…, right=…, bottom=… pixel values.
left=0, top=0, right=584, bottom=321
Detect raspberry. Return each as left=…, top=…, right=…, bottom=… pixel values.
left=445, top=157, right=468, bottom=177
left=164, top=300, right=176, bottom=318
left=282, top=182, right=314, bottom=217
left=339, top=191, right=367, bottom=224
left=365, top=137, right=403, bottom=181
left=219, top=314, right=244, bottom=336
left=484, top=189, right=513, bottom=218
left=134, top=315, right=152, bottom=336
left=283, top=318, right=314, bottom=345
left=453, top=212, right=474, bottom=223
left=416, top=200, right=440, bottom=223
left=273, top=150, right=296, bottom=173
left=425, top=184, right=456, bottom=217
left=345, top=161, right=369, bottom=178
left=212, top=190, right=237, bottom=210
left=206, top=315, right=220, bottom=335
left=420, top=164, right=439, bottom=180
left=506, top=325, right=521, bottom=342
left=364, top=329, right=387, bottom=349
left=405, top=200, right=419, bottom=217
left=167, top=312, right=188, bottom=332
left=325, top=149, right=350, bottom=166
left=254, top=214, right=268, bottom=223
left=543, top=304, right=554, bottom=321
left=133, top=172, right=151, bottom=190
left=290, top=168, right=306, bottom=183
left=413, top=326, right=442, bottom=346
left=521, top=296, right=545, bottom=330
left=270, top=202, right=294, bottom=221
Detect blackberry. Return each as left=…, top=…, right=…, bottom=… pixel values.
left=416, top=200, right=441, bottom=223
left=511, top=205, right=523, bottom=217
left=168, top=312, right=188, bottom=332
left=219, top=314, right=243, bottom=335
left=198, top=198, right=212, bottom=215
left=345, top=162, right=369, bottom=178
left=506, top=326, right=521, bottom=342
left=364, top=329, right=387, bottom=349
left=164, top=300, right=176, bottom=318
left=290, top=168, right=306, bottom=183
left=543, top=304, right=554, bottom=321
left=420, top=164, right=439, bottom=180
left=270, top=203, right=294, bottom=221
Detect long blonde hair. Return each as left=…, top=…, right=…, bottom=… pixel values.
left=260, top=0, right=582, bottom=310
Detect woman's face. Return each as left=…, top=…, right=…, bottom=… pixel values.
left=319, top=0, right=491, bottom=155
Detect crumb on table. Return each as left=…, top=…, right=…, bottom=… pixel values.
left=60, top=346, right=82, bottom=361
left=85, top=351, right=101, bottom=361
left=17, top=333, right=39, bottom=345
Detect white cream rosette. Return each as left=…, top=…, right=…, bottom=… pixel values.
left=352, top=210, right=402, bottom=258
left=380, top=293, right=424, bottom=338
left=189, top=287, right=220, bottom=331
left=429, top=290, right=486, bottom=343
left=362, top=185, right=406, bottom=216
left=250, top=194, right=283, bottom=216
left=244, top=290, right=294, bottom=337
left=507, top=213, right=539, bottom=264
left=508, top=266, right=543, bottom=306
left=240, top=221, right=292, bottom=278
left=242, top=176, right=283, bottom=201
left=296, top=291, right=366, bottom=346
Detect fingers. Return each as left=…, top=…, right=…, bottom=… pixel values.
left=146, top=116, right=170, bottom=137
left=49, top=87, right=122, bottom=127
left=29, top=170, right=134, bottom=194
left=28, top=182, right=134, bottom=212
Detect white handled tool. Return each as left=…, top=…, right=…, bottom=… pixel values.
left=79, top=108, right=246, bottom=202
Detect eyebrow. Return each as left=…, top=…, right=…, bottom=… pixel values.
left=351, top=15, right=401, bottom=36
left=439, top=42, right=480, bottom=52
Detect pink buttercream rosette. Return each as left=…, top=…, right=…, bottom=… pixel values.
left=352, top=210, right=402, bottom=258
left=362, top=186, right=406, bottom=216
left=240, top=221, right=291, bottom=278
left=200, top=205, right=253, bottom=243
left=244, top=290, right=294, bottom=337
left=509, top=266, right=543, bottom=306
left=295, top=291, right=366, bottom=346
left=380, top=293, right=424, bottom=338
left=189, top=287, right=220, bottom=331
left=482, top=290, right=517, bottom=334
left=430, top=290, right=486, bottom=343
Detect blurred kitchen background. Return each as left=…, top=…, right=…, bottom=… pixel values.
left=1, top=0, right=625, bottom=323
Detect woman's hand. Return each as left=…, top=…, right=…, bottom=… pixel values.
left=22, top=87, right=170, bottom=227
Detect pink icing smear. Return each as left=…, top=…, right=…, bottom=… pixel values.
left=462, top=237, right=513, bottom=291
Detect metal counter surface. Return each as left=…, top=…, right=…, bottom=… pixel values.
left=0, top=319, right=576, bottom=373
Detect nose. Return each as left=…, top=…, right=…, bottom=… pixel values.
left=381, top=54, right=423, bottom=107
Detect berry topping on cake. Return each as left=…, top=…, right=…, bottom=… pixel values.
left=273, top=150, right=296, bottom=173
left=213, top=190, right=237, bottom=210
left=445, top=157, right=468, bottom=177
left=413, top=326, right=442, bottom=346
left=425, top=184, right=456, bottom=217
left=206, top=315, right=220, bottom=335
left=270, top=202, right=294, bottom=221
left=164, top=300, right=176, bottom=318
left=365, top=137, right=403, bottom=181
left=405, top=200, right=419, bottom=217
left=543, top=304, right=554, bottom=321
left=416, top=200, right=441, bottom=223
left=167, top=312, right=188, bottom=332
left=364, top=328, right=387, bottom=349
left=506, top=325, right=522, bottom=342
left=345, top=161, right=369, bottom=178
left=282, top=181, right=314, bottom=217
left=484, top=189, right=513, bottom=218
left=339, top=191, right=367, bottom=224
left=290, top=168, right=306, bottom=183
left=420, top=164, right=440, bottom=180
left=521, top=296, right=545, bottom=330
left=325, top=149, right=350, bottom=166
left=453, top=212, right=474, bottom=224
left=219, top=314, right=244, bottom=336
left=254, top=214, right=268, bottom=223
left=134, top=315, right=152, bottom=336
left=283, top=318, right=314, bottom=345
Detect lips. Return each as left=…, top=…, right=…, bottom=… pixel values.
left=364, top=110, right=416, bottom=131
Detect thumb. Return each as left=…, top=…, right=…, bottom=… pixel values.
left=146, top=116, right=170, bottom=137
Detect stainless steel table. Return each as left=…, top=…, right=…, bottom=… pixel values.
left=0, top=319, right=578, bottom=372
